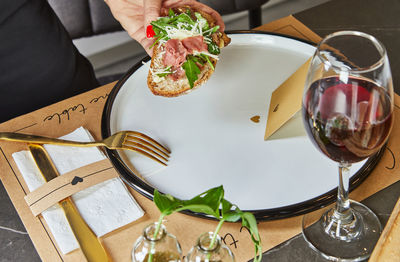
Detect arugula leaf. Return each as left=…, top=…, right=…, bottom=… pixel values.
left=208, top=42, right=220, bottom=55
left=155, top=66, right=172, bottom=77
left=195, top=12, right=209, bottom=30
left=185, top=8, right=192, bottom=17
left=210, top=25, right=220, bottom=34
left=192, top=55, right=207, bottom=65
left=168, top=8, right=175, bottom=17
left=176, top=13, right=195, bottom=26
left=157, top=16, right=173, bottom=24
left=151, top=20, right=170, bottom=31
left=149, top=33, right=167, bottom=49
left=182, top=56, right=201, bottom=89
left=200, top=54, right=215, bottom=70
left=203, top=25, right=220, bottom=37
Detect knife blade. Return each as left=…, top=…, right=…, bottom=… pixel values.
left=28, top=144, right=110, bottom=262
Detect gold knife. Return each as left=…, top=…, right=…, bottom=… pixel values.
left=28, top=144, right=110, bottom=262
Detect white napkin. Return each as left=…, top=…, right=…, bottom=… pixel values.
left=12, top=127, right=144, bottom=254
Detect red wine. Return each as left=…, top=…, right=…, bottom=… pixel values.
left=303, top=76, right=393, bottom=163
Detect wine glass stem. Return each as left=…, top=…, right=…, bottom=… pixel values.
left=335, top=163, right=352, bottom=219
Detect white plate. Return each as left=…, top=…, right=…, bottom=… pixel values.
left=102, top=32, right=383, bottom=220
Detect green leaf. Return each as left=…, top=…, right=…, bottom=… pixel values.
left=203, top=25, right=220, bottom=37
left=156, top=72, right=171, bottom=77
left=191, top=55, right=206, bottom=65
left=156, top=66, right=172, bottom=77
left=220, top=200, right=241, bottom=222
left=199, top=54, right=214, bottom=70
left=223, top=211, right=242, bottom=222
left=195, top=12, right=209, bottom=30
left=176, top=13, right=195, bottom=26
left=153, top=190, right=183, bottom=216
left=182, top=56, right=201, bottom=89
left=221, top=199, right=233, bottom=215
left=152, top=186, right=262, bottom=262
left=198, top=186, right=224, bottom=212
left=158, top=16, right=173, bottom=24
left=151, top=20, right=171, bottom=31
left=185, top=8, right=192, bottom=17
left=180, top=186, right=224, bottom=217
left=208, top=42, right=220, bottom=55
left=241, top=212, right=262, bottom=262
left=176, top=204, right=217, bottom=217
left=150, top=34, right=167, bottom=49
left=168, top=8, right=175, bottom=17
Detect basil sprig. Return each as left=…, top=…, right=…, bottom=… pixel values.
left=152, top=186, right=262, bottom=262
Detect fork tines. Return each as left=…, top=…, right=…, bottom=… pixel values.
left=123, top=131, right=170, bottom=166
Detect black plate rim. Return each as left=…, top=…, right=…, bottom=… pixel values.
left=101, top=30, right=385, bottom=221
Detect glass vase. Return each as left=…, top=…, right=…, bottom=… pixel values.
left=132, top=222, right=182, bottom=262
left=185, top=232, right=235, bottom=262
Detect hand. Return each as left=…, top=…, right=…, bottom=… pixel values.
left=105, top=0, right=225, bottom=56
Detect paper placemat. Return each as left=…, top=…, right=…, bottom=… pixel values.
left=1, top=16, right=400, bottom=262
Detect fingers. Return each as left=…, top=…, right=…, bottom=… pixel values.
left=124, top=22, right=154, bottom=56
left=144, top=0, right=162, bottom=28
left=141, top=40, right=155, bottom=56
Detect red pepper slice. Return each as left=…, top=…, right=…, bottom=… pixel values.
left=146, top=25, right=155, bottom=38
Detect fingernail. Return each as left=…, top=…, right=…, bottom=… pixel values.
left=146, top=25, right=155, bottom=38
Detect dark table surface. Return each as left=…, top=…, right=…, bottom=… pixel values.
left=1, top=0, right=400, bottom=261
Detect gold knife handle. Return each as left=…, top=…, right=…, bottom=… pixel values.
left=60, top=197, right=110, bottom=262
left=0, top=132, right=102, bottom=147
left=28, top=144, right=110, bottom=261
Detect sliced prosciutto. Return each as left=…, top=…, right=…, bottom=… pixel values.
left=163, top=36, right=208, bottom=68
left=163, top=39, right=187, bottom=68
left=181, top=36, right=208, bottom=53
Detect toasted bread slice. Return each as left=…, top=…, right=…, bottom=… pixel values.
left=147, top=8, right=230, bottom=97
left=147, top=45, right=217, bottom=97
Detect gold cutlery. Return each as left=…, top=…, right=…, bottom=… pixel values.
left=1, top=131, right=170, bottom=166
left=28, top=144, right=111, bottom=262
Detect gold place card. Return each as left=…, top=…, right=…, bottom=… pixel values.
left=264, top=58, right=311, bottom=140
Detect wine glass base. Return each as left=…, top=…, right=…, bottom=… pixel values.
left=302, top=200, right=382, bottom=261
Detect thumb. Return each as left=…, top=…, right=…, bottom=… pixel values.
left=144, top=0, right=162, bottom=28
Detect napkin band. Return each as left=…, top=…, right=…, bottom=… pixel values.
left=24, top=159, right=118, bottom=216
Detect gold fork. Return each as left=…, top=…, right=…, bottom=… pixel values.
left=0, top=131, right=170, bottom=166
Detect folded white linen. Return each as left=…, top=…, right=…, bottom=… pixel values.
left=12, top=127, right=144, bottom=254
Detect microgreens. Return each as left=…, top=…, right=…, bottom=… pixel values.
left=150, top=186, right=262, bottom=262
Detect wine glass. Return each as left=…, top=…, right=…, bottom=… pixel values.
left=301, top=31, right=394, bottom=261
